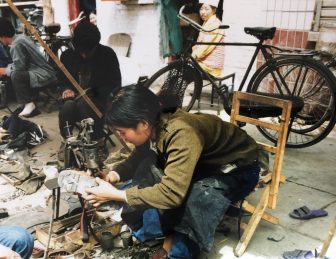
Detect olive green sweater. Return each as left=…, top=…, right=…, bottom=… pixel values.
left=114, top=109, right=258, bottom=209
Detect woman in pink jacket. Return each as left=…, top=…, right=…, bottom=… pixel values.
left=192, top=0, right=225, bottom=77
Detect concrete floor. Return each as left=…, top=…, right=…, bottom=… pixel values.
left=0, top=101, right=335, bottom=259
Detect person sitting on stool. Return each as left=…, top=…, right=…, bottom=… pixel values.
left=58, top=21, right=121, bottom=159
left=0, top=17, right=57, bottom=117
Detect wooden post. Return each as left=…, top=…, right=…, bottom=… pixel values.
left=42, top=0, right=54, bottom=26
left=319, top=217, right=336, bottom=258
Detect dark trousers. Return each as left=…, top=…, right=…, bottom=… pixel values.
left=10, top=71, right=33, bottom=104
left=58, top=98, right=104, bottom=140
left=121, top=151, right=260, bottom=252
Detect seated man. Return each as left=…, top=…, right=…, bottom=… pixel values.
left=191, top=0, right=225, bottom=77
left=0, top=225, right=34, bottom=259
left=58, top=21, right=121, bottom=158
left=85, top=85, right=260, bottom=258
left=0, top=17, right=57, bottom=117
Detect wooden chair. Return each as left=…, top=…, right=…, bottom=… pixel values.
left=229, top=91, right=292, bottom=257
left=106, top=33, right=132, bottom=57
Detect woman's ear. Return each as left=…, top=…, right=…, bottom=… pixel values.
left=138, top=120, right=150, bottom=130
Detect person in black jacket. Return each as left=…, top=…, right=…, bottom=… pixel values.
left=58, top=21, right=121, bottom=156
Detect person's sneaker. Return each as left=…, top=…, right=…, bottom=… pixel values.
left=19, top=102, right=36, bottom=116
left=58, top=170, right=98, bottom=197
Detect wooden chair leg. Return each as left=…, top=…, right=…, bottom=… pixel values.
left=163, top=235, right=173, bottom=252
left=234, top=186, right=270, bottom=257
left=319, top=217, right=336, bottom=258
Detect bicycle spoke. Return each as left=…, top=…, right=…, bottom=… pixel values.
left=251, top=57, right=336, bottom=148
left=145, top=61, right=202, bottom=111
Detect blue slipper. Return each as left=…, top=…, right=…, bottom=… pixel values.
left=282, top=249, right=315, bottom=259
left=289, top=206, right=328, bottom=220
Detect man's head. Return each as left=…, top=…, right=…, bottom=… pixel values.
left=0, top=18, right=15, bottom=46
left=73, top=21, right=101, bottom=59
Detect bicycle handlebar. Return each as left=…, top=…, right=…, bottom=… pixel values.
left=178, top=5, right=229, bottom=33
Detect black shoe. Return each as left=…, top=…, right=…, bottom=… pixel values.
left=12, top=106, right=24, bottom=115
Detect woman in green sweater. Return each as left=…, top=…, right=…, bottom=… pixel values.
left=85, top=85, right=260, bottom=258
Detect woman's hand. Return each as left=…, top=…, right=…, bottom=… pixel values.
left=62, top=89, right=75, bottom=99
left=102, top=171, right=120, bottom=183
left=85, top=178, right=126, bottom=207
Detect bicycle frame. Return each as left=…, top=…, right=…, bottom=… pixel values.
left=178, top=5, right=314, bottom=97
left=189, top=40, right=270, bottom=92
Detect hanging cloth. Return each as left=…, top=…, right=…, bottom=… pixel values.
left=157, top=0, right=183, bottom=57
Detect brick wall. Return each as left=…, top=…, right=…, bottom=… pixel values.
left=222, top=0, right=315, bottom=90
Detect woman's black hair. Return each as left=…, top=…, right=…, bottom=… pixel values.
left=105, top=85, right=162, bottom=129
left=0, top=18, right=15, bottom=38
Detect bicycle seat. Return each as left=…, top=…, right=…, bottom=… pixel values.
left=44, top=23, right=61, bottom=34
left=244, top=27, right=276, bottom=41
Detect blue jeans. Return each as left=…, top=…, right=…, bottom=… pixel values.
left=122, top=151, right=260, bottom=258
left=0, top=225, right=34, bottom=259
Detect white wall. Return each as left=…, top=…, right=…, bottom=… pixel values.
left=222, top=0, right=315, bottom=90
left=51, top=0, right=71, bottom=36
left=222, top=0, right=265, bottom=90
left=96, top=0, right=163, bottom=78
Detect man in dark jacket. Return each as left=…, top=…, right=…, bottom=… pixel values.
left=0, top=18, right=57, bottom=117
left=58, top=21, right=121, bottom=155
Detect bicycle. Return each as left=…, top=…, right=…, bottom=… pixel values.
left=144, top=4, right=336, bottom=148
left=23, top=6, right=74, bottom=65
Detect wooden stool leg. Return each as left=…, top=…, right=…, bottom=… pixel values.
left=234, top=186, right=270, bottom=257
left=319, top=217, right=336, bottom=258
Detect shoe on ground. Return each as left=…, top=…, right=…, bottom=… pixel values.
left=19, top=102, right=36, bottom=116
left=58, top=170, right=98, bottom=197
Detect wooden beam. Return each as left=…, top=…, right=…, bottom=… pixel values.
left=5, top=0, right=130, bottom=152
left=235, top=186, right=270, bottom=257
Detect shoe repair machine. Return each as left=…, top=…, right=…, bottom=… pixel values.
left=44, top=118, right=104, bottom=258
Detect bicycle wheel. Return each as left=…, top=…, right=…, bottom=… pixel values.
left=144, top=60, right=202, bottom=111
left=249, top=56, right=336, bottom=148
left=44, top=39, right=73, bottom=67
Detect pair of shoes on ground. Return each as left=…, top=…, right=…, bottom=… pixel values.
left=282, top=249, right=329, bottom=259
left=15, top=102, right=41, bottom=117
left=289, top=206, right=328, bottom=220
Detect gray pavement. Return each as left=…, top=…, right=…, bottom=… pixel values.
left=0, top=103, right=335, bottom=259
